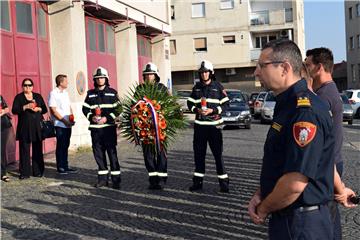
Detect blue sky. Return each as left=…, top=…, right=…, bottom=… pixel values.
left=304, top=0, right=346, bottom=63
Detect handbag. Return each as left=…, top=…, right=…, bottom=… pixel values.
left=40, top=119, right=56, bottom=139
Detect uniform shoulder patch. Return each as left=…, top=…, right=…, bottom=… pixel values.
left=296, top=96, right=311, bottom=108
left=293, top=121, right=317, bottom=147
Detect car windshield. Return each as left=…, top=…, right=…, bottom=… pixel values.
left=228, top=102, right=245, bottom=110
left=341, top=94, right=350, bottom=104
left=177, top=91, right=191, bottom=97
left=250, top=93, right=258, bottom=101
left=227, top=91, right=245, bottom=103
left=345, top=91, right=353, bottom=99
left=265, top=92, right=275, bottom=101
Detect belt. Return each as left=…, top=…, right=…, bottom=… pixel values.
left=271, top=205, right=320, bottom=218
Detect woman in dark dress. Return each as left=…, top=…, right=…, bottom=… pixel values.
left=12, top=78, right=48, bottom=179
left=1, top=95, right=12, bottom=182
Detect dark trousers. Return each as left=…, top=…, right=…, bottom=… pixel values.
left=19, top=140, right=44, bottom=177
left=55, top=127, right=71, bottom=171
left=269, top=205, right=333, bottom=240
left=91, top=127, right=120, bottom=184
left=1, top=128, right=11, bottom=177
left=329, top=162, right=343, bottom=240
left=142, top=144, right=167, bottom=184
left=193, top=124, right=226, bottom=180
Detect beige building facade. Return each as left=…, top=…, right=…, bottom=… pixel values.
left=170, top=0, right=305, bottom=92
left=48, top=0, right=172, bottom=149
left=345, top=0, right=360, bottom=89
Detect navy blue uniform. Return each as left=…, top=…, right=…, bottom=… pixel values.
left=260, top=79, right=335, bottom=239
left=82, top=86, right=121, bottom=187
left=187, top=80, right=230, bottom=190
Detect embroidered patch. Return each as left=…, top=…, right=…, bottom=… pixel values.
left=271, top=122, right=282, bottom=132
left=293, top=122, right=317, bottom=147
left=296, top=97, right=311, bottom=107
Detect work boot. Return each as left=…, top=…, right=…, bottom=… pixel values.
left=112, top=182, right=120, bottom=190
left=94, top=180, right=108, bottom=188
left=189, top=176, right=203, bottom=191
left=219, top=178, right=229, bottom=193
left=148, top=176, right=162, bottom=190
left=111, top=175, right=121, bottom=190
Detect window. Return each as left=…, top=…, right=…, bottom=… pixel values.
left=170, top=40, right=176, bottom=55
left=98, top=24, right=105, bottom=52
left=16, top=2, right=33, bottom=34
left=358, top=64, right=360, bottom=81
left=192, top=3, right=205, bottom=18
left=1, top=1, right=10, bottom=31
left=171, top=5, right=175, bottom=19
left=357, top=3, right=360, bottom=17
left=349, top=7, right=353, bottom=19
left=88, top=20, right=96, bottom=51
left=351, top=65, right=356, bottom=82
left=220, top=0, right=234, bottom=10
left=255, top=35, right=276, bottom=48
left=285, top=8, right=293, bottom=22
left=194, top=38, right=207, bottom=52
left=357, top=35, right=360, bottom=48
left=106, top=25, right=115, bottom=54
left=350, top=36, right=354, bottom=49
left=223, top=35, right=235, bottom=44
left=37, top=7, right=46, bottom=38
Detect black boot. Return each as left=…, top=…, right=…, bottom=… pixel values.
left=111, top=175, right=121, bottom=190
left=95, top=174, right=108, bottom=188
left=219, top=178, right=229, bottom=193
left=189, top=176, right=203, bottom=191
left=148, top=176, right=162, bottom=190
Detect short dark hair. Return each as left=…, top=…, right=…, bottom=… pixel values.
left=22, top=78, right=34, bottom=86
left=262, top=39, right=303, bottom=75
left=55, top=74, right=67, bottom=87
left=306, top=47, right=334, bottom=73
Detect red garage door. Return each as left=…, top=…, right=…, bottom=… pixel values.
left=0, top=0, right=54, bottom=161
left=137, top=35, right=152, bottom=83
left=86, top=17, right=117, bottom=90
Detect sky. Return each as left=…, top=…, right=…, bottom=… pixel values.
left=304, top=0, right=346, bottom=63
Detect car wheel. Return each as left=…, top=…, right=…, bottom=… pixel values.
left=348, top=120, right=353, bottom=125
left=245, top=124, right=251, bottom=129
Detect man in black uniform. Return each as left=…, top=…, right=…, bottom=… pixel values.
left=248, top=39, right=335, bottom=239
left=135, top=62, right=168, bottom=190
left=187, top=60, right=230, bottom=193
left=82, top=67, right=121, bottom=189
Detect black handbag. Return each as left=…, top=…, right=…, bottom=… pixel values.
left=40, top=119, right=56, bottom=139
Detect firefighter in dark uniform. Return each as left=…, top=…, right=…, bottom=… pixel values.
left=135, top=62, right=168, bottom=190
left=82, top=66, right=121, bottom=189
left=187, top=60, right=230, bottom=193
left=248, top=39, right=335, bottom=239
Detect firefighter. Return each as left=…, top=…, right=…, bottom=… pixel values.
left=187, top=60, right=230, bottom=192
left=82, top=66, right=121, bottom=189
left=135, top=62, right=169, bottom=190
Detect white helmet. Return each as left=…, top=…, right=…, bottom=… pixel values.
left=198, top=60, right=214, bottom=74
left=143, top=62, right=160, bottom=78
left=93, top=66, right=109, bottom=80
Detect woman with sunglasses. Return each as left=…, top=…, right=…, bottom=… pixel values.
left=12, top=78, right=48, bottom=179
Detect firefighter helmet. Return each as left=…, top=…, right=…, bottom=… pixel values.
left=198, top=60, right=214, bottom=74
left=143, top=62, right=160, bottom=78
left=93, top=66, right=109, bottom=80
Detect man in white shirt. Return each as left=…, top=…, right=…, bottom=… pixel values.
left=48, top=74, right=77, bottom=174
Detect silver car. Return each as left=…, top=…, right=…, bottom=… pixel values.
left=260, top=91, right=276, bottom=123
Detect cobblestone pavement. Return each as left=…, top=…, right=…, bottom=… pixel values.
left=1, top=118, right=359, bottom=240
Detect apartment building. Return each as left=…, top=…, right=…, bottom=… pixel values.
left=170, top=0, right=305, bottom=92
left=345, top=1, right=360, bottom=89
left=0, top=0, right=171, bottom=160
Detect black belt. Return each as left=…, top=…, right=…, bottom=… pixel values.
left=271, top=205, right=320, bottom=218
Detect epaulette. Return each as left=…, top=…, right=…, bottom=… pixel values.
left=296, top=94, right=311, bottom=108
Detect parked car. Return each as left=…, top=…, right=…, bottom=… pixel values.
left=248, top=92, right=259, bottom=114
left=260, top=91, right=276, bottom=123
left=345, top=89, right=360, bottom=118
left=253, top=91, right=267, bottom=119
left=221, top=90, right=251, bottom=129
left=341, top=94, right=354, bottom=125
left=175, top=90, right=192, bottom=113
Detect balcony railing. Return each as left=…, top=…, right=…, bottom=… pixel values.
left=250, top=8, right=293, bottom=26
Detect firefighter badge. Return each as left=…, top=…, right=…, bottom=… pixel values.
left=293, top=121, right=317, bottom=147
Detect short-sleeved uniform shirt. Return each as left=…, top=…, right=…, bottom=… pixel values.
left=48, top=87, right=71, bottom=128
left=260, top=79, right=335, bottom=209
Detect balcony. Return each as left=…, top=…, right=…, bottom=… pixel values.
left=250, top=8, right=293, bottom=26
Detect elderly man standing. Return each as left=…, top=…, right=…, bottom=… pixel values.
left=248, top=39, right=335, bottom=239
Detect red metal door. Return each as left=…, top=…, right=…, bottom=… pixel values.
left=137, top=35, right=152, bottom=83
left=86, top=17, right=117, bottom=90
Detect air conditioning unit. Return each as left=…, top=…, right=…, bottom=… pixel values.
left=225, top=68, right=236, bottom=76
left=280, top=29, right=292, bottom=40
